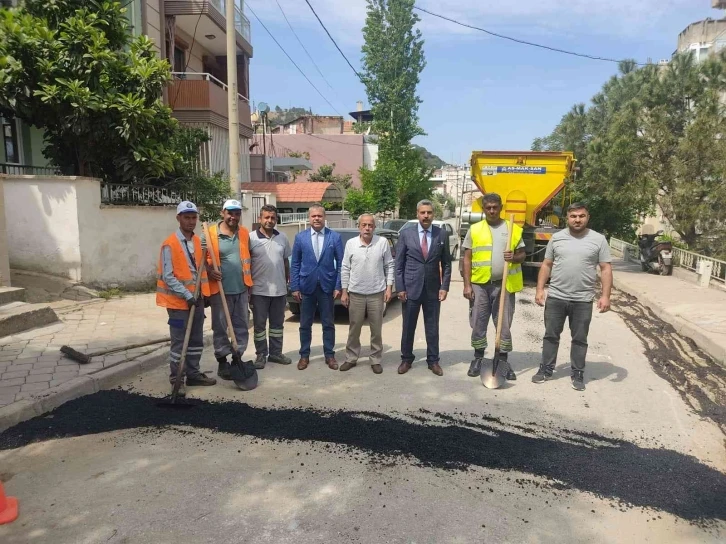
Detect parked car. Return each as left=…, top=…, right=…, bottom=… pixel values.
left=382, top=219, right=410, bottom=232
left=287, top=228, right=400, bottom=317
left=400, top=220, right=460, bottom=260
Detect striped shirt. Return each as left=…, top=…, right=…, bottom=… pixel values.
left=341, top=235, right=395, bottom=295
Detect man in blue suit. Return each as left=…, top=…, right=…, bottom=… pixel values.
left=396, top=200, right=452, bottom=376
left=290, top=205, right=344, bottom=370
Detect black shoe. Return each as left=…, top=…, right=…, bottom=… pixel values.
left=268, top=353, right=292, bottom=365
left=505, top=368, right=517, bottom=381
left=532, top=367, right=552, bottom=384
left=467, top=358, right=482, bottom=377
left=571, top=370, right=586, bottom=391
left=216, top=357, right=232, bottom=380
left=186, top=374, right=217, bottom=386
left=254, top=354, right=267, bottom=369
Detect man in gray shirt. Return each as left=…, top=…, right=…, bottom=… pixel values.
left=249, top=205, right=292, bottom=369
left=340, top=214, right=395, bottom=374
left=534, top=202, right=613, bottom=391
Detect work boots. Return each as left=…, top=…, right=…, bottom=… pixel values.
left=499, top=353, right=516, bottom=381
left=571, top=370, right=586, bottom=391
left=268, top=353, right=292, bottom=365
left=186, top=374, right=217, bottom=386
left=216, top=356, right=232, bottom=380
left=254, top=354, right=267, bottom=369
left=468, top=358, right=483, bottom=377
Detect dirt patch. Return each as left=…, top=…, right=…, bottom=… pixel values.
left=1, top=390, right=725, bottom=524
left=612, top=290, right=726, bottom=436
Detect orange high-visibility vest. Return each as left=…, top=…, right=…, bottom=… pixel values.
left=156, top=233, right=210, bottom=310
left=206, top=223, right=253, bottom=295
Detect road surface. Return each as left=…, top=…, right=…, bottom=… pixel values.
left=1, top=280, right=725, bottom=543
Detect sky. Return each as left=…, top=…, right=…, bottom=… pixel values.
left=246, top=0, right=714, bottom=165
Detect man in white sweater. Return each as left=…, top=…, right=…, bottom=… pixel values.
left=340, top=214, right=395, bottom=374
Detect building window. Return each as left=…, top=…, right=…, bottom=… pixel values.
left=1, top=116, right=21, bottom=164
left=174, top=46, right=186, bottom=73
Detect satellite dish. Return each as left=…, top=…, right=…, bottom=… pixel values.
left=258, top=102, right=270, bottom=114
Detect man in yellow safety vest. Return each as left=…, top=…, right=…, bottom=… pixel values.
left=462, top=193, right=526, bottom=379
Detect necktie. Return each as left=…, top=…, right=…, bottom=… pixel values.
left=314, top=231, right=321, bottom=260
left=421, top=230, right=428, bottom=259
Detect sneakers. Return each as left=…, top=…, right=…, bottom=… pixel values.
left=254, top=354, right=267, bottom=369
left=467, top=358, right=482, bottom=377
left=505, top=367, right=517, bottom=381
left=531, top=367, right=552, bottom=384
left=571, top=370, right=586, bottom=391
left=216, top=357, right=232, bottom=380
left=185, top=374, right=217, bottom=386
left=268, top=353, right=292, bottom=365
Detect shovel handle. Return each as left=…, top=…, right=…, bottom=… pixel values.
left=493, top=214, right=517, bottom=351
left=202, top=222, right=239, bottom=352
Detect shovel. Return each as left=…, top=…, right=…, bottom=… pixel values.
left=157, top=246, right=208, bottom=409
left=481, top=214, right=516, bottom=390
left=202, top=222, right=259, bottom=391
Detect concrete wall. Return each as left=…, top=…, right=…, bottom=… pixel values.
left=145, top=0, right=162, bottom=56
left=0, top=179, right=10, bottom=286
left=3, top=175, right=273, bottom=288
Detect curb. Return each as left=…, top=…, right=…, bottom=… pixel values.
left=613, top=277, right=726, bottom=367
left=0, top=333, right=213, bottom=433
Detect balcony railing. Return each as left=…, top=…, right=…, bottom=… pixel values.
left=168, top=72, right=251, bottom=130
left=170, top=72, right=248, bottom=103
left=0, top=163, right=61, bottom=176
left=209, top=0, right=251, bottom=43
left=278, top=212, right=309, bottom=224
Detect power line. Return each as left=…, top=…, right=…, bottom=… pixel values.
left=275, top=0, right=335, bottom=91
left=413, top=6, right=647, bottom=66
left=246, top=3, right=343, bottom=115
left=303, top=0, right=362, bottom=80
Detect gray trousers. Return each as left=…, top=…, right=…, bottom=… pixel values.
left=345, top=291, right=385, bottom=365
left=167, top=304, right=205, bottom=383
left=251, top=294, right=286, bottom=357
left=209, top=291, right=249, bottom=358
left=470, top=282, right=515, bottom=356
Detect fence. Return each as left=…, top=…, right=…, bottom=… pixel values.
left=100, top=183, right=192, bottom=206
left=0, top=163, right=61, bottom=176
left=610, top=237, right=726, bottom=286
left=278, top=212, right=308, bottom=224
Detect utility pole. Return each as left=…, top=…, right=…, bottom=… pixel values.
left=226, top=0, right=241, bottom=197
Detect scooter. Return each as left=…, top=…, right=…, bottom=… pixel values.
left=637, top=230, right=673, bottom=276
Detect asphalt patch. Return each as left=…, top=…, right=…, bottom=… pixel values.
left=612, top=290, right=726, bottom=435
left=1, top=389, right=725, bottom=524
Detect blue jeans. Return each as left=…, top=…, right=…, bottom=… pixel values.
left=299, top=284, right=336, bottom=358
left=541, top=297, right=593, bottom=374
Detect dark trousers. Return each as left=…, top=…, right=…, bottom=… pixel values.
left=167, top=303, right=205, bottom=383
left=299, top=284, right=335, bottom=358
left=541, top=297, right=593, bottom=374
left=251, top=294, right=286, bottom=357
left=400, top=295, right=441, bottom=366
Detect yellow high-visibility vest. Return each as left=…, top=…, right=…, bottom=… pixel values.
left=470, top=220, right=524, bottom=293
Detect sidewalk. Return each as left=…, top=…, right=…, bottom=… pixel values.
left=611, top=260, right=726, bottom=366
left=0, top=294, right=212, bottom=431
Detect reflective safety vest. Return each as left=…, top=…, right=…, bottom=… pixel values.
left=470, top=220, right=524, bottom=293
left=206, top=223, right=253, bottom=295
left=156, top=233, right=210, bottom=310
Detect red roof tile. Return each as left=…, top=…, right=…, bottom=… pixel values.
left=242, top=182, right=340, bottom=203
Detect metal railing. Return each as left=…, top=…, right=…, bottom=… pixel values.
left=170, top=72, right=249, bottom=102
left=209, top=0, right=251, bottom=44
left=278, top=212, right=309, bottom=224
left=100, top=183, right=193, bottom=206
left=610, top=237, right=726, bottom=285
left=0, top=163, right=61, bottom=176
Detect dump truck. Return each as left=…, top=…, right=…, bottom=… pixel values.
left=461, top=151, right=576, bottom=279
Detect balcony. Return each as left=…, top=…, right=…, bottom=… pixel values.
left=165, top=0, right=252, bottom=56
left=168, top=73, right=252, bottom=135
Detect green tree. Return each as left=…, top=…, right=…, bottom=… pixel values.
left=0, top=0, right=179, bottom=182
left=308, top=163, right=353, bottom=189
left=361, top=0, right=432, bottom=214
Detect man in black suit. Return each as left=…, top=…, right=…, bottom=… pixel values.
left=395, top=199, right=452, bottom=376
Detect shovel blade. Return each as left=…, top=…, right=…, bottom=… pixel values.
left=480, top=356, right=506, bottom=390
left=229, top=358, right=259, bottom=391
